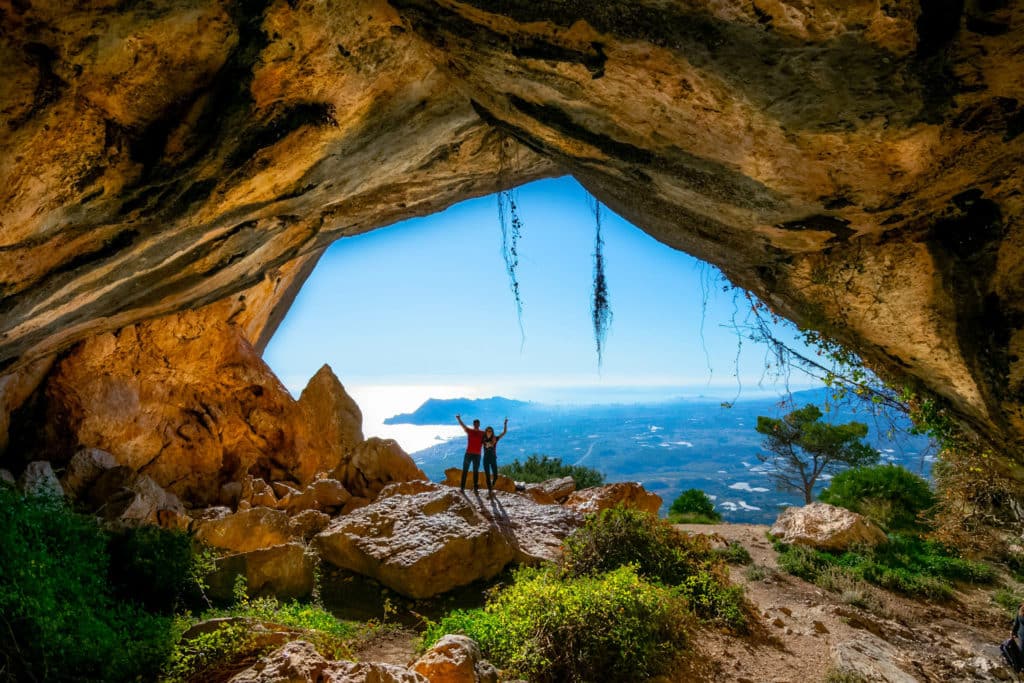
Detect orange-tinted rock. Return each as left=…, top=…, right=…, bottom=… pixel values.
left=285, top=478, right=351, bottom=514
left=208, top=542, right=314, bottom=602
left=334, top=438, right=426, bottom=500
left=194, top=507, right=293, bottom=554
left=563, top=482, right=663, bottom=517
left=295, top=365, right=364, bottom=484
left=288, top=510, right=331, bottom=540
left=86, top=466, right=187, bottom=529
left=413, top=635, right=498, bottom=683
left=61, top=447, right=117, bottom=501
left=771, top=503, right=888, bottom=551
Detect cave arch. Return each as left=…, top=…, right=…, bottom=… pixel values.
left=1, top=1, right=1023, bottom=476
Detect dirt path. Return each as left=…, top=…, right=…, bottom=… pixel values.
left=347, top=523, right=1015, bottom=681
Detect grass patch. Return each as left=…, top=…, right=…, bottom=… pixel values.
left=774, top=535, right=995, bottom=600
left=713, top=541, right=752, bottom=566
left=667, top=512, right=722, bottom=525
left=993, top=588, right=1024, bottom=616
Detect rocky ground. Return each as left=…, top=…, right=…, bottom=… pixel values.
left=348, top=523, right=1016, bottom=682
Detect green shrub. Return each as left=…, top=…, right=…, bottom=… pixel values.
left=677, top=570, right=747, bottom=632
left=0, top=487, right=175, bottom=682
left=713, top=541, right=752, bottom=565
left=993, top=588, right=1024, bottom=616
left=818, top=464, right=936, bottom=531
left=499, top=454, right=604, bottom=489
left=562, top=506, right=714, bottom=585
left=422, top=565, right=692, bottom=683
left=669, top=489, right=721, bottom=522
left=108, top=525, right=199, bottom=613
left=774, top=534, right=995, bottom=600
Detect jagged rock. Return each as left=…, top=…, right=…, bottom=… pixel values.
left=377, top=480, right=439, bottom=499
left=413, top=635, right=499, bottom=683
left=194, top=506, right=294, bottom=553
left=285, top=478, right=351, bottom=514
left=61, top=448, right=117, bottom=501
left=0, top=469, right=14, bottom=486
left=288, top=510, right=331, bottom=540
left=18, top=460, right=63, bottom=498
left=242, top=476, right=280, bottom=509
left=771, top=502, right=888, bottom=551
left=322, top=661, right=428, bottom=683
left=520, top=487, right=557, bottom=505
left=295, top=365, right=364, bottom=484
left=563, top=482, right=662, bottom=517
left=315, top=483, right=581, bottom=597
left=184, top=617, right=293, bottom=653
left=271, top=481, right=301, bottom=499
left=208, top=542, right=314, bottom=601
left=340, top=496, right=371, bottom=515
left=228, top=640, right=328, bottom=683
left=830, top=635, right=919, bottom=683
left=530, top=476, right=576, bottom=502
left=86, top=466, right=187, bottom=529
left=220, top=481, right=243, bottom=507
left=333, top=438, right=426, bottom=500
left=315, top=484, right=514, bottom=598
left=443, top=467, right=516, bottom=493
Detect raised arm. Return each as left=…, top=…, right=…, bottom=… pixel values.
left=456, top=414, right=468, bottom=432
left=499, top=418, right=508, bottom=438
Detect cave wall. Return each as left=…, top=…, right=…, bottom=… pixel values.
left=1, top=1, right=1024, bottom=476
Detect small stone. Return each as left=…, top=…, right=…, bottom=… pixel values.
left=18, top=461, right=64, bottom=498
left=779, top=606, right=792, bottom=616
left=813, top=620, right=829, bottom=634
left=772, top=618, right=785, bottom=628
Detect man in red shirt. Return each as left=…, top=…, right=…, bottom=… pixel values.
left=456, top=414, right=485, bottom=492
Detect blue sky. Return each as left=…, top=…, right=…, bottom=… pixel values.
left=263, top=177, right=820, bottom=443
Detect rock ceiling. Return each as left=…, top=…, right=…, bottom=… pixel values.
left=1, top=1, right=1022, bottom=474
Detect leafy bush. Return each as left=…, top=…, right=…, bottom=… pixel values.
left=0, top=487, right=176, bottom=682
left=561, top=506, right=746, bottom=630
left=819, top=464, right=936, bottom=531
left=499, top=454, right=604, bottom=489
left=774, top=534, right=994, bottom=600
left=422, top=565, right=692, bottom=683
left=562, top=506, right=714, bottom=585
left=993, top=588, right=1024, bottom=616
left=713, top=541, right=752, bottom=565
left=668, top=489, right=721, bottom=523
left=108, top=525, right=200, bottom=613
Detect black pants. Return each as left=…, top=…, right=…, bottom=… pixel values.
left=483, top=453, right=498, bottom=490
left=460, top=452, right=481, bottom=490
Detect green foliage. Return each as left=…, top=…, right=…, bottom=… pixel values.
left=819, top=464, right=936, bottom=531
left=422, top=565, right=691, bottom=683
left=107, top=525, right=200, bottom=613
left=0, top=487, right=176, bottom=682
left=561, top=506, right=746, bottom=630
left=713, top=541, right=752, bottom=566
left=756, top=403, right=878, bottom=504
left=669, top=489, right=721, bottom=522
left=499, top=454, right=605, bottom=489
left=824, top=668, right=870, bottom=683
left=774, top=535, right=995, bottom=600
left=993, top=588, right=1024, bottom=616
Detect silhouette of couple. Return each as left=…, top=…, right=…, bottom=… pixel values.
left=455, top=414, right=507, bottom=495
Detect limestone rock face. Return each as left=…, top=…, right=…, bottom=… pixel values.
left=296, top=365, right=364, bottom=484
left=17, top=461, right=63, bottom=498
left=1, top=0, right=1024, bottom=494
left=60, top=447, right=117, bottom=501
left=207, top=542, right=314, bottom=602
left=315, top=485, right=515, bottom=598
left=86, top=466, right=188, bottom=529
left=333, top=438, right=426, bottom=500
left=228, top=640, right=328, bottom=683
left=563, top=482, right=663, bottom=517
left=413, top=635, right=498, bottom=683
left=771, top=502, right=889, bottom=551
left=830, top=634, right=919, bottom=683
left=443, top=467, right=516, bottom=493
left=193, top=506, right=294, bottom=554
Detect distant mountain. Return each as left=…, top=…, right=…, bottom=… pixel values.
left=400, top=387, right=935, bottom=525
left=384, top=396, right=532, bottom=425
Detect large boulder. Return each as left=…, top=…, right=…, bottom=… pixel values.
left=771, top=502, right=889, bottom=551
left=413, top=635, right=499, bottom=683
left=830, top=635, right=919, bottom=683
left=333, top=438, right=426, bottom=500
left=442, top=467, right=516, bottom=493
left=193, top=506, right=294, bottom=553
left=563, top=482, right=662, bottom=517
left=60, top=448, right=117, bottom=501
left=315, top=484, right=516, bottom=598
left=207, top=542, right=314, bottom=601
left=229, top=641, right=430, bottom=683
left=530, top=476, right=576, bottom=502
left=284, top=478, right=351, bottom=515
left=295, top=365, right=364, bottom=484
left=17, top=460, right=63, bottom=498
left=86, top=466, right=187, bottom=529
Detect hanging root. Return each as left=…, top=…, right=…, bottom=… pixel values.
left=589, top=194, right=611, bottom=368
left=497, top=136, right=525, bottom=348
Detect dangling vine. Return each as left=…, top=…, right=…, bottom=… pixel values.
left=588, top=193, right=612, bottom=368
left=497, top=136, right=525, bottom=347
